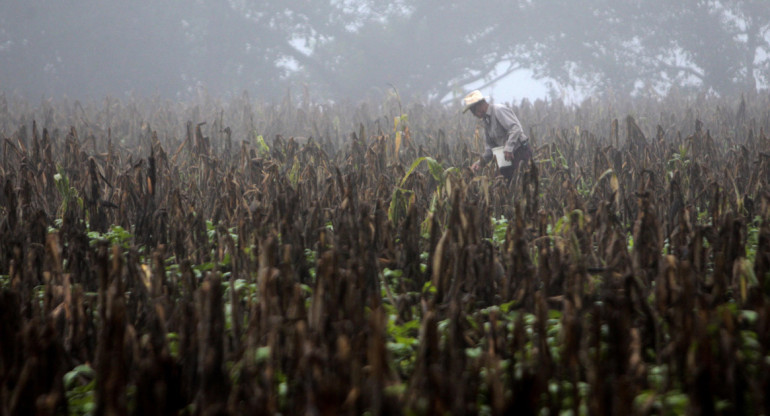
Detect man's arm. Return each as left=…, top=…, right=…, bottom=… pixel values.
left=494, top=106, right=526, bottom=153
left=481, top=146, right=493, bottom=163
left=472, top=145, right=493, bottom=172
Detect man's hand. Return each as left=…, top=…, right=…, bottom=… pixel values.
left=504, top=151, right=514, bottom=161
left=471, top=160, right=482, bottom=172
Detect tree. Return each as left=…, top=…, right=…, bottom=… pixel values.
left=2, top=0, right=766, bottom=101
left=0, top=0, right=540, bottom=101
left=642, top=0, right=770, bottom=95
left=227, top=0, right=537, bottom=101
left=519, top=0, right=770, bottom=97
left=294, top=0, right=534, bottom=100
left=0, top=1, right=194, bottom=99
left=0, top=0, right=289, bottom=99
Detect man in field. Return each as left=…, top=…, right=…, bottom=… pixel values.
left=463, top=90, right=532, bottom=180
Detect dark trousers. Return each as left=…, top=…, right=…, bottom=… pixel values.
left=499, top=144, right=532, bottom=180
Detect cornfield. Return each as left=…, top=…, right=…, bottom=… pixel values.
left=2, top=91, right=770, bottom=415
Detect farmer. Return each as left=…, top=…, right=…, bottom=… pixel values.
left=463, top=90, right=532, bottom=179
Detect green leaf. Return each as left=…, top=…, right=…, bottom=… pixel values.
left=388, top=187, right=413, bottom=224
left=255, top=346, right=271, bottom=363
left=465, top=346, right=482, bottom=359
left=384, top=268, right=403, bottom=279
left=64, top=364, right=94, bottom=388
left=426, top=158, right=444, bottom=182
left=384, top=382, right=406, bottom=397
left=500, top=299, right=517, bottom=313
left=741, top=310, right=758, bottom=325
left=387, top=342, right=413, bottom=356
left=288, top=156, right=301, bottom=187
left=400, top=157, right=430, bottom=187
left=663, top=391, right=688, bottom=412
left=255, top=134, right=270, bottom=156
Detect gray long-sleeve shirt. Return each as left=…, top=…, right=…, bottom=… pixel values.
left=481, top=103, right=528, bottom=163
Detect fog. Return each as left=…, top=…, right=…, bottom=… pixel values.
left=0, top=1, right=768, bottom=104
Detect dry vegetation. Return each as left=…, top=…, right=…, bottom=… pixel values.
left=2, top=91, right=770, bottom=415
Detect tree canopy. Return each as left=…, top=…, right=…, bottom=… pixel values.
left=521, top=0, right=770, bottom=97
left=0, top=0, right=767, bottom=101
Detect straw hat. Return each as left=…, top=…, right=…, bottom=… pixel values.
left=462, top=90, right=485, bottom=113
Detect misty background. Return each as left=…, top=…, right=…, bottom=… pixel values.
left=1, top=0, right=768, bottom=104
